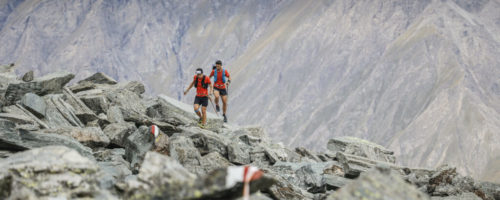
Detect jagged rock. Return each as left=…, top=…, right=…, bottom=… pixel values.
left=20, top=92, right=46, bottom=118
left=93, top=148, right=132, bottom=189
left=40, top=127, right=110, bottom=148
left=79, top=72, right=118, bottom=85
left=265, top=171, right=311, bottom=200
left=190, top=131, right=228, bottom=157
left=21, top=70, right=34, bottom=82
left=107, top=105, right=125, bottom=123
left=326, top=166, right=429, bottom=200
left=78, top=90, right=109, bottom=114
left=478, top=182, right=500, bottom=200
left=200, top=152, right=233, bottom=174
left=153, top=132, right=169, bottom=156
left=0, top=146, right=103, bottom=199
left=107, top=88, right=146, bottom=115
left=430, top=192, right=482, bottom=200
left=62, top=87, right=97, bottom=124
left=117, top=151, right=197, bottom=199
left=124, top=126, right=154, bottom=173
left=227, top=139, right=252, bottom=165
left=168, top=135, right=204, bottom=176
left=336, top=151, right=405, bottom=178
left=4, top=72, right=74, bottom=105
left=0, top=112, right=37, bottom=125
left=327, top=137, right=396, bottom=163
left=263, top=143, right=290, bottom=164
left=69, top=80, right=96, bottom=93
left=158, top=95, right=223, bottom=131
left=43, top=94, right=85, bottom=128
left=295, top=147, right=321, bottom=163
left=103, top=122, right=137, bottom=148
left=124, top=81, right=145, bottom=96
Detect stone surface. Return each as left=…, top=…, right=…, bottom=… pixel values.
left=124, top=126, right=154, bottom=173
left=4, top=72, right=74, bottom=105
left=200, top=152, right=233, bottom=174
left=79, top=72, right=118, bottom=85
left=40, top=127, right=110, bottom=148
left=20, top=93, right=46, bottom=118
left=21, top=70, right=34, bottom=82
left=168, top=135, right=204, bottom=176
left=93, top=148, right=132, bottom=189
left=326, top=166, right=430, bottom=200
left=62, top=87, right=98, bottom=124
left=43, top=94, right=85, bottom=128
left=0, top=146, right=102, bottom=199
left=103, top=122, right=137, bottom=148
left=327, top=137, right=396, bottom=163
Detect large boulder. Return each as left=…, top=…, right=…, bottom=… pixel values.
left=93, top=148, right=132, bottom=189
left=21, top=70, right=34, bottom=82
left=0, top=146, right=103, bottom=199
left=189, top=131, right=228, bottom=157
left=77, top=89, right=109, bottom=114
left=4, top=72, right=74, bottom=105
left=158, top=95, right=223, bottom=131
left=20, top=93, right=46, bottom=118
left=0, top=119, right=93, bottom=158
left=103, top=122, right=137, bottom=148
left=43, top=94, right=85, bottom=128
left=327, top=137, right=396, bottom=163
left=40, top=127, right=110, bottom=148
left=124, top=126, right=154, bottom=173
left=62, top=87, right=98, bottom=124
left=168, top=135, right=204, bottom=176
left=79, top=72, right=118, bottom=85
left=326, top=166, right=429, bottom=200
left=200, top=152, right=233, bottom=174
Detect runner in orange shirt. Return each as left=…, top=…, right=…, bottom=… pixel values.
left=184, top=68, right=213, bottom=127
left=210, top=60, right=231, bottom=122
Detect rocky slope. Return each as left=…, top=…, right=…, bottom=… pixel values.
left=1, top=0, right=500, bottom=182
left=0, top=68, right=499, bottom=199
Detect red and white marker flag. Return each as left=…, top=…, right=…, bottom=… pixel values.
left=150, top=125, right=160, bottom=138
left=225, top=166, right=263, bottom=200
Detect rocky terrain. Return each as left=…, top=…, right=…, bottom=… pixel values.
left=1, top=66, right=499, bottom=199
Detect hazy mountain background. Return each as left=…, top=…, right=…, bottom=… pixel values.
left=1, top=0, right=500, bottom=182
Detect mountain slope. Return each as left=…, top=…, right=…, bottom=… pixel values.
left=1, top=0, right=500, bottom=182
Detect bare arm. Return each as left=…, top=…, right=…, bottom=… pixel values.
left=184, top=80, right=195, bottom=95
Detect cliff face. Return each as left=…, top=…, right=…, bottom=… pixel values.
left=1, top=0, right=500, bottom=182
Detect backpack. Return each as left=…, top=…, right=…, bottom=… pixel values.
left=194, top=75, right=208, bottom=89
left=213, top=68, right=226, bottom=83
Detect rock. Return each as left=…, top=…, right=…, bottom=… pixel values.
left=326, top=166, right=430, bottom=200
left=200, top=152, right=233, bottom=174
left=0, top=112, right=37, bottom=126
left=336, top=151, right=404, bottom=178
left=21, top=70, right=34, bottom=82
left=235, top=192, right=274, bottom=200
left=79, top=72, right=118, bottom=85
left=4, top=72, right=74, bottom=105
left=69, top=80, right=96, bottom=93
left=107, top=89, right=146, bottom=116
left=0, top=146, right=102, bottom=199
left=40, top=127, right=110, bottom=148
left=190, top=131, right=228, bottom=157
left=2, top=104, right=49, bottom=129
left=227, top=139, right=252, bottom=165
left=78, top=91, right=109, bottom=114
left=107, top=105, right=125, bottom=123
left=430, top=192, right=482, bottom=200
left=103, top=122, right=137, bottom=148
left=426, top=165, right=493, bottom=199
left=118, top=151, right=197, bottom=199
left=478, top=182, right=500, bottom=200
left=158, top=95, right=223, bottom=131
left=193, top=167, right=276, bottom=200
left=43, top=94, right=85, bottom=128
left=124, top=126, right=154, bottom=173
left=327, top=137, right=396, bottom=163
left=20, top=93, right=46, bottom=118
left=168, top=135, right=204, bottom=176
left=124, top=81, right=145, bottom=96
left=295, top=147, right=321, bottom=163
left=93, top=148, right=132, bottom=189
left=153, top=132, right=169, bottom=155
left=62, top=87, right=97, bottom=124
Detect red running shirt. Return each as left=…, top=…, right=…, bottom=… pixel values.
left=210, top=69, right=230, bottom=89
left=193, top=75, right=211, bottom=97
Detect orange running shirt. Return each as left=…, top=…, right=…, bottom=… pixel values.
left=209, top=69, right=230, bottom=89
left=193, top=75, right=211, bottom=97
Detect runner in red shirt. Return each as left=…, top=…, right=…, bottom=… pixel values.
left=184, top=68, right=213, bottom=127
left=209, top=60, right=231, bottom=122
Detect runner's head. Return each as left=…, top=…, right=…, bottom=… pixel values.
left=215, top=60, right=222, bottom=69
left=196, top=68, right=203, bottom=78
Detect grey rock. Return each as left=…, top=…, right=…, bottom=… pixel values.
left=168, top=135, right=204, bottom=176
left=153, top=132, right=169, bottom=155
left=69, top=80, right=96, bottom=93
left=62, top=87, right=97, bottom=124
left=430, top=192, right=481, bottom=200
left=124, top=81, right=145, bottom=96
left=190, top=132, right=228, bottom=157
left=124, top=126, right=154, bottom=173
left=4, top=72, right=74, bottom=105
left=0, top=112, right=37, bottom=126
left=326, top=167, right=430, bottom=200
left=20, top=93, right=46, bottom=118
left=93, top=148, right=132, bottom=189
left=103, top=122, right=137, bottom=148
left=43, top=94, right=85, bottom=128
left=327, top=137, right=395, bottom=163
left=200, top=152, right=233, bottom=174
left=0, top=146, right=101, bottom=199
left=2, top=104, right=49, bottom=129
left=40, top=127, right=110, bottom=148
left=227, top=139, right=252, bottom=165
left=296, top=147, right=321, bottom=163
left=478, top=182, right=500, bottom=200
left=79, top=93, right=109, bottom=114
left=79, top=72, right=118, bottom=85
left=107, top=105, right=125, bottom=123
left=21, top=70, right=34, bottom=82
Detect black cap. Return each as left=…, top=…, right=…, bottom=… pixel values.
left=196, top=68, right=203, bottom=74
left=212, top=65, right=216, bottom=70
left=215, top=60, right=222, bottom=65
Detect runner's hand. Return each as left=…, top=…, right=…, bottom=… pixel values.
left=183, top=90, right=188, bottom=95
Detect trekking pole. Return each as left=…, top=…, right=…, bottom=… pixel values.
left=207, top=95, right=220, bottom=117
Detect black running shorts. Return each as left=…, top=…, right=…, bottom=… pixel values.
left=194, top=96, right=208, bottom=107
left=215, top=87, right=228, bottom=96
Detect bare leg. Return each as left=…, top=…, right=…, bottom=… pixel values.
left=214, top=90, right=220, bottom=106
left=201, top=106, right=207, bottom=125
left=194, top=104, right=201, bottom=118
left=222, top=95, right=228, bottom=115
